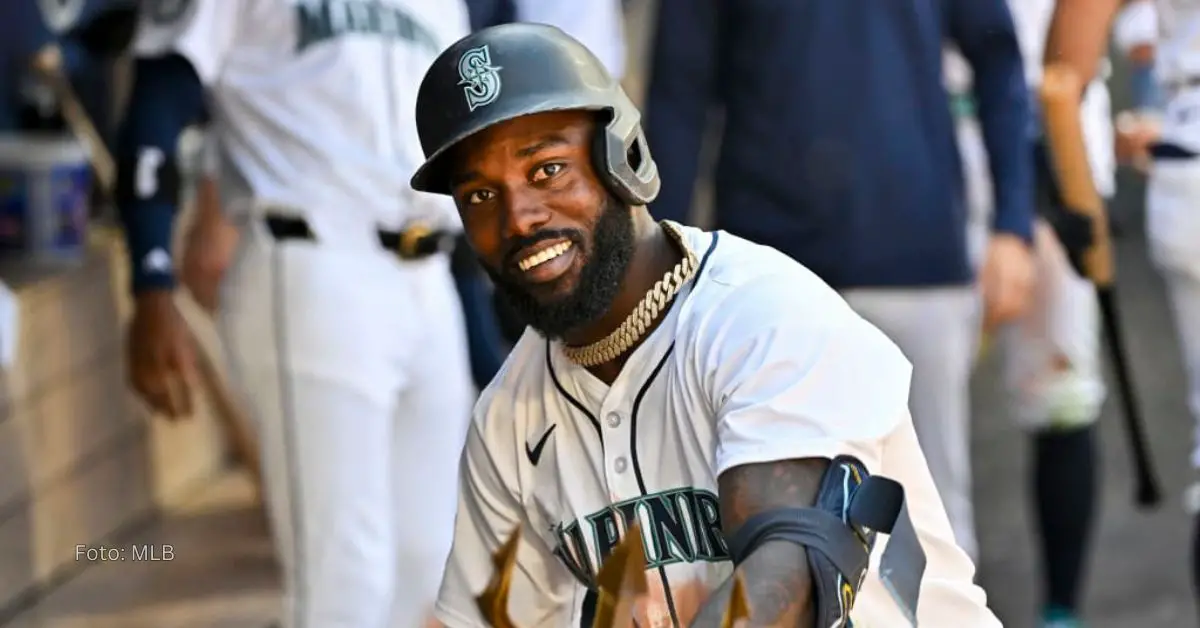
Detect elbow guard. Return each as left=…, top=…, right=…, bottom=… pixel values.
left=114, top=54, right=205, bottom=292
left=726, top=456, right=926, bottom=626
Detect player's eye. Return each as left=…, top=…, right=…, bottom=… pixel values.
left=531, top=163, right=565, bottom=183
left=465, top=189, right=495, bottom=205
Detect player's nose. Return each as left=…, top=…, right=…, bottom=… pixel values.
left=501, top=188, right=552, bottom=240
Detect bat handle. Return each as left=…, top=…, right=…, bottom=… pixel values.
left=1134, top=440, right=1163, bottom=508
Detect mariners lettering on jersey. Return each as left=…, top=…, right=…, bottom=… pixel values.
left=458, top=45, right=503, bottom=111
left=550, top=488, right=730, bottom=588
left=295, top=0, right=439, bottom=54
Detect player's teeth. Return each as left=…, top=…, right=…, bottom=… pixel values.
left=519, top=242, right=571, bottom=271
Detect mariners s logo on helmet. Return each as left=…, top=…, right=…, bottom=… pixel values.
left=457, top=45, right=503, bottom=111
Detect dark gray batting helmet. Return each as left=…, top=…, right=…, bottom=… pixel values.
left=408, top=23, right=659, bottom=206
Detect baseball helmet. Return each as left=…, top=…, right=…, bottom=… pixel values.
left=409, top=23, right=659, bottom=206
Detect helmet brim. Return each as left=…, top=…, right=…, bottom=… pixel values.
left=410, top=95, right=613, bottom=196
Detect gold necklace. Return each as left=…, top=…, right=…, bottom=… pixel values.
left=561, top=221, right=699, bottom=367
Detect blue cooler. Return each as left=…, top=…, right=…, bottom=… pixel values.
left=0, top=134, right=91, bottom=264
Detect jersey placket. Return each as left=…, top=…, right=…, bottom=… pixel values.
left=597, top=383, right=641, bottom=507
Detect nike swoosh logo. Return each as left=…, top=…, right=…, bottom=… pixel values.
left=526, top=424, right=557, bottom=466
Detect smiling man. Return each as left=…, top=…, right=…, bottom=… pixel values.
left=411, top=24, right=1001, bottom=627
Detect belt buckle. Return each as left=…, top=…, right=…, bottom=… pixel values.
left=398, top=221, right=434, bottom=260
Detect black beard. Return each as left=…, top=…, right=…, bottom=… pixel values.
left=486, top=196, right=635, bottom=340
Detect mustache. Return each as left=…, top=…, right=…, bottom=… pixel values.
left=502, top=229, right=583, bottom=268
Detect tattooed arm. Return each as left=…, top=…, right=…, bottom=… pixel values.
left=688, top=457, right=831, bottom=627
left=688, top=277, right=919, bottom=627
left=686, top=273, right=1000, bottom=626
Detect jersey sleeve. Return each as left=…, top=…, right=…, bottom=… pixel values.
left=435, top=412, right=576, bottom=627
left=700, top=274, right=999, bottom=624
left=702, top=277, right=913, bottom=476
left=130, top=0, right=240, bottom=85
left=871, top=419, right=1000, bottom=627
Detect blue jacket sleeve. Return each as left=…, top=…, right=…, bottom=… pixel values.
left=114, top=54, right=207, bottom=294
left=642, top=0, right=723, bottom=224
left=948, top=0, right=1034, bottom=243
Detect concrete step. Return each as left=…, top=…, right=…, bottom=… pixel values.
left=4, top=471, right=279, bottom=628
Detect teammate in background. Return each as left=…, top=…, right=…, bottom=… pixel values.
left=414, top=24, right=1000, bottom=627
left=949, top=0, right=1119, bottom=623
left=643, top=0, right=1035, bottom=563
left=1111, top=0, right=1200, bottom=601
left=184, top=0, right=627, bottom=389
left=116, top=2, right=474, bottom=626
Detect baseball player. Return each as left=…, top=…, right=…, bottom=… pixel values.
left=956, top=1, right=1121, bottom=624
left=458, top=0, right=626, bottom=387
left=115, top=1, right=475, bottom=626
left=411, top=23, right=1001, bottom=627
left=1111, top=0, right=1200, bottom=599
left=949, top=5, right=1112, bottom=627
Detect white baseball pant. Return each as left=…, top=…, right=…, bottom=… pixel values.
left=1145, top=127, right=1200, bottom=469
left=217, top=213, right=474, bottom=628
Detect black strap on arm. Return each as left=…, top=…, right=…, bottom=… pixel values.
left=725, top=456, right=926, bottom=626
left=728, top=507, right=870, bottom=579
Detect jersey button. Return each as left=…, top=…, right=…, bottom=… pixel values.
left=614, top=457, right=628, bottom=473
left=606, top=413, right=622, bottom=428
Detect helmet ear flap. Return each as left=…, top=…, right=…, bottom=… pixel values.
left=592, top=103, right=660, bottom=206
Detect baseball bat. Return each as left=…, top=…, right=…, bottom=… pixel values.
left=1040, top=64, right=1162, bottom=508
left=30, top=44, right=264, bottom=494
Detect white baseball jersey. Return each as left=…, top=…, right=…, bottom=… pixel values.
left=131, top=0, right=469, bottom=237
left=1147, top=0, right=1200, bottom=151
left=434, top=225, right=999, bottom=627
left=130, top=3, right=479, bottom=626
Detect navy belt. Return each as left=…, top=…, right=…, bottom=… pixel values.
left=1149, top=141, right=1200, bottom=160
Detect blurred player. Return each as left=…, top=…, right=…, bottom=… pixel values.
left=949, top=0, right=1116, bottom=621
left=1111, top=0, right=1200, bottom=601
left=115, top=1, right=474, bottom=626
left=643, top=0, right=1035, bottom=563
